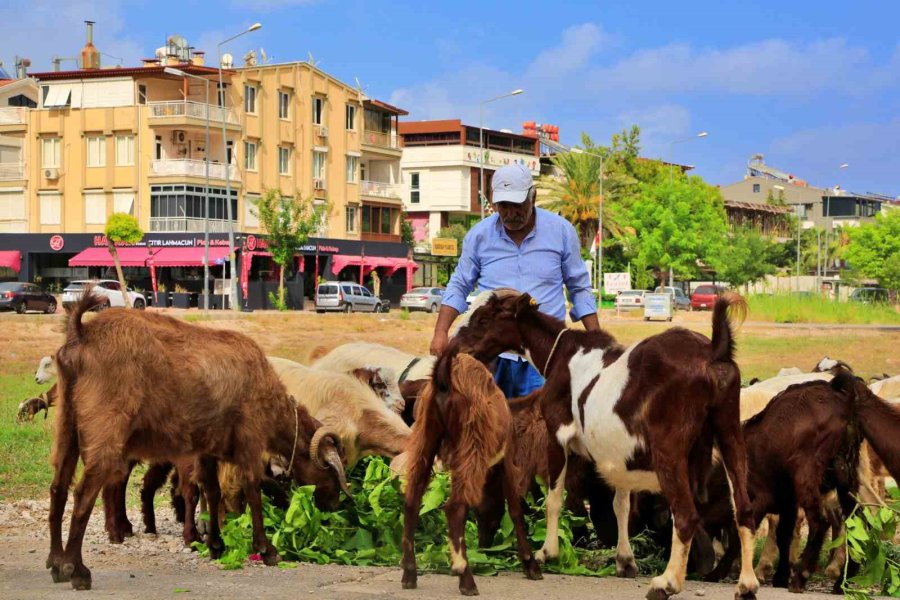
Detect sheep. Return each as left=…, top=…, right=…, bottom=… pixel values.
left=46, top=290, right=350, bottom=590
left=775, top=367, right=803, bottom=377
left=401, top=351, right=542, bottom=595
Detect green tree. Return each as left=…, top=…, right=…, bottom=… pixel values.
left=627, top=176, right=728, bottom=284
left=400, top=211, right=415, bottom=246
left=843, top=210, right=900, bottom=299
left=253, top=190, right=328, bottom=309
left=714, top=227, right=777, bottom=291
left=104, top=213, right=143, bottom=307
left=765, top=188, right=786, bottom=206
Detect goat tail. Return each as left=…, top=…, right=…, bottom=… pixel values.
left=65, top=284, right=103, bottom=344
left=710, top=292, right=747, bottom=365
left=849, top=373, right=900, bottom=482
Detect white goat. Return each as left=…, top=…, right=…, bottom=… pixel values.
left=870, top=375, right=900, bottom=401
left=35, top=355, right=57, bottom=384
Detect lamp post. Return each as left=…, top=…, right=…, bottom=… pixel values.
left=218, top=23, right=262, bottom=310
left=665, top=131, right=708, bottom=285
left=164, top=66, right=211, bottom=312
left=571, top=147, right=605, bottom=310
left=478, top=89, right=524, bottom=219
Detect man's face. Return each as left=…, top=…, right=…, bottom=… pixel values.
left=494, top=193, right=534, bottom=231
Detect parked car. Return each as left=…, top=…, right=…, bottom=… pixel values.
left=690, top=285, right=727, bottom=311
left=615, top=289, right=646, bottom=311
left=0, top=282, right=57, bottom=314
left=61, top=280, right=145, bottom=311
left=315, top=281, right=382, bottom=313
left=654, top=286, right=692, bottom=311
left=849, top=287, right=889, bottom=304
left=400, top=287, right=444, bottom=312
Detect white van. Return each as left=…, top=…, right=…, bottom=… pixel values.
left=315, top=281, right=381, bottom=313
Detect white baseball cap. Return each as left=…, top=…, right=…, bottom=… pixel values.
left=491, top=163, right=533, bottom=204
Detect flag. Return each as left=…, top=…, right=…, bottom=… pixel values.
left=589, top=231, right=600, bottom=256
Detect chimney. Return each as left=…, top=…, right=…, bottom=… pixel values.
left=81, top=20, right=101, bottom=70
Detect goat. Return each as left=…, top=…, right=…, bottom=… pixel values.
left=450, top=288, right=759, bottom=600
left=46, top=290, right=350, bottom=590
left=870, top=374, right=900, bottom=400
left=401, top=352, right=542, bottom=595
left=702, top=372, right=900, bottom=592
left=35, top=354, right=57, bottom=384
left=813, top=356, right=854, bottom=373
left=17, top=384, right=57, bottom=423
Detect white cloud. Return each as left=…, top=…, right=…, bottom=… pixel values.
left=230, top=0, right=319, bottom=9
left=615, top=105, right=692, bottom=157
left=526, top=23, right=608, bottom=78
left=0, top=0, right=144, bottom=73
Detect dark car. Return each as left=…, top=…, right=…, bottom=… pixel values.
left=0, top=282, right=57, bottom=314
left=849, top=287, right=889, bottom=304
left=690, top=285, right=727, bottom=311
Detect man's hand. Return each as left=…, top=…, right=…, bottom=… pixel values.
left=430, top=305, right=461, bottom=355
left=429, top=330, right=449, bottom=356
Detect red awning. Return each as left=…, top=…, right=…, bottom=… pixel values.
left=69, top=247, right=157, bottom=267
left=149, top=247, right=231, bottom=267
left=331, top=255, right=417, bottom=275
left=0, top=250, right=21, bottom=273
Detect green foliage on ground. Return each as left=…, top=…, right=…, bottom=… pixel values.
left=838, top=487, right=900, bottom=598
left=0, top=375, right=53, bottom=501
left=746, top=294, right=900, bottom=324
left=194, top=457, right=666, bottom=577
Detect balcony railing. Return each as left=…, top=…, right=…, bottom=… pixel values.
left=360, top=180, right=401, bottom=199
left=362, top=129, right=399, bottom=149
left=0, top=107, right=27, bottom=126
left=147, top=101, right=238, bottom=125
left=361, top=232, right=401, bottom=243
left=0, top=163, right=25, bottom=180
left=150, top=217, right=237, bottom=233
left=150, top=159, right=239, bottom=181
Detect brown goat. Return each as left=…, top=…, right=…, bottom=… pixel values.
left=451, top=289, right=758, bottom=600
left=46, top=290, right=349, bottom=590
left=16, top=384, right=57, bottom=422
left=401, top=352, right=542, bottom=595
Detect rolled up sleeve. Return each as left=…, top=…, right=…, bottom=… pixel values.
left=561, top=222, right=596, bottom=321
left=442, top=231, right=480, bottom=314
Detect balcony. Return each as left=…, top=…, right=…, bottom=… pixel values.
left=362, top=129, right=401, bottom=155
left=0, top=163, right=25, bottom=181
left=150, top=217, right=237, bottom=233
left=150, top=159, right=239, bottom=182
left=360, top=180, right=401, bottom=200
left=361, top=232, right=401, bottom=243
left=0, top=107, right=27, bottom=129
left=147, top=101, right=239, bottom=128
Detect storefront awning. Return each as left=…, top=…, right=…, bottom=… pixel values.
left=0, top=250, right=21, bottom=273
left=149, top=247, right=231, bottom=267
left=331, top=255, right=418, bottom=275
left=69, top=247, right=157, bottom=267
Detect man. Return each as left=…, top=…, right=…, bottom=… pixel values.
left=430, top=163, right=600, bottom=397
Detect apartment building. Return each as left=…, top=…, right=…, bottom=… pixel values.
left=0, top=28, right=414, bottom=305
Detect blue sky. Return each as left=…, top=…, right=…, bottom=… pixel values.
left=3, top=0, right=898, bottom=195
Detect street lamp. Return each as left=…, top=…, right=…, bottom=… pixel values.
left=218, top=23, right=262, bottom=310
left=665, top=131, right=709, bottom=285
left=478, top=89, right=524, bottom=218
left=822, top=163, right=850, bottom=284
left=571, top=147, right=605, bottom=310
left=164, top=66, right=212, bottom=311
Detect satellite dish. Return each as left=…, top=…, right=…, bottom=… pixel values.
left=307, top=51, right=320, bottom=67
left=354, top=76, right=369, bottom=100
left=243, top=50, right=257, bottom=66
left=221, top=53, right=233, bottom=68
left=260, top=48, right=269, bottom=64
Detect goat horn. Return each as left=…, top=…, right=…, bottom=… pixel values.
left=322, top=445, right=351, bottom=498
left=308, top=427, right=340, bottom=470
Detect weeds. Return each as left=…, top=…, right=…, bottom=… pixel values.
left=747, top=294, right=900, bottom=325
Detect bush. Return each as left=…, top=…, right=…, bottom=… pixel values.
left=747, top=294, right=900, bottom=325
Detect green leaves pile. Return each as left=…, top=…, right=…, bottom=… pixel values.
left=839, top=486, right=900, bottom=598
left=194, top=457, right=632, bottom=576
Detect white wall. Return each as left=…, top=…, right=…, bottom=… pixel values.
left=401, top=165, right=470, bottom=212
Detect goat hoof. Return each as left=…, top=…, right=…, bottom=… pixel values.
left=788, top=575, right=807, bottom=594
left=60, top=562, right=75, bottom=580
left=772, top=573, right=789, bottom=589
left=401, top=571, right=417, bottom=589
left=734, top=592, right=757, bottom=600
left=71, top=569, right=92, bottom=591
left=107, top=532, right=125, bottom=544
left=208, top=543, right=224, bottom=560
left=645, top=588, right=671, bottom=600
left=524, top=559, right=543, bottom=580
left=616, top=556, right=638, bottom=579
left=459, top=584, right=479, bottom=596
left=263, top=552, right=282, bottom=567
left=823, top=563, right=842, bottom=580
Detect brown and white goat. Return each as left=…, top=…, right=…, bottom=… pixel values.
left=451, top=289, right=759, bottom=600
left=401, top=352, right=542, bottom=596
left=47, top=291, right=349, bottom=590
left=17, top=384, right=57, bottom=423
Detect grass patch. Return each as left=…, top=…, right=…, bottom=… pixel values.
left=0, top=374, right=54, bottom=501
left=397, top=308, right=410, bottom=321
left=747, top=294, right=900, bottom=325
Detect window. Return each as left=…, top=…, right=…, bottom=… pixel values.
left=312, top=97, right=324, bottom=125
left=138, top=84, right=147, bottom=105
left=346, top=206, right=357, bottom=233
left=361, top=205, right=397, bottom=235
left=410, top=172, right=420, bottom=204
left=345, top=104, right=357, bottom=130
left=41, top=138, right=61, bottom=168
left=149, top=184, right=237, bottom=231
left=346, top=155, right=358, bottom=183
left=313, top=151, right=326, bottom=179
left=216, top=83, right=226, bottom=107
left=244, top=85, right=257, bottom=114
left=113, top=190, right=135, bottom=215
left=0, top=190, right=27, bottom=231
left=244, top=141, right=257, bottom=171
left=115, top=135, right=134, bottom=166
left=40, top=192, right=61, bottom=225
left=278, top=147, right=291, bottom=175
left=86, top=136, right=106, bottom=167
left=84, top=191, right=107, bottom=225
left=155, top=136, right=162, bottom=160
left=752, top=183, right=761, bottom=193
left=278, top=91, right=290, bottom=119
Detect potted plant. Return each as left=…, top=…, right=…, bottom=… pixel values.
left=172, top=284, right=191, bottom=309
left=154, top=283, right=169, bottom=308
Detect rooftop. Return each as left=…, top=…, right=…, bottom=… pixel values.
left=28, top=64, right=234, bottom=81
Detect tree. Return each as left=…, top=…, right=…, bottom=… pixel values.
left=104, top=213, right=143, bottom=307
left=626, top=176, right=728, bottom=284
left=400, top=211, right=415, bottom=246
left=253, top=190, right=328, bottom=309
left=843, top=210, right=900, bottom=299
left=714, top=227, right=777, bottom=290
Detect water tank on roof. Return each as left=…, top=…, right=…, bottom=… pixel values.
left=523, top=121, right=536, bottom=129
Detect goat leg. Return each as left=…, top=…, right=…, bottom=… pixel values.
left=474, top=467, right=505, bottom=548
left=61, top=466, right=110, bottom=590
left=501, top=459, right=541, bottom=581
left=198, top=457, right=225, bottom=559
left=446, top=492, right=477, bottom=596
left=771, top=507, right=796, bottom=588
left=181, top=478, right=200, bottom=548
left=790, top=488, right=827, bottom=593
left=140, top=462, right=173, bottom=535
left=47, top=417, right=79, bottom=583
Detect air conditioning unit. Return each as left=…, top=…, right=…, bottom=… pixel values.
left=313, top=177, right=326, bottom=190
left=316, top=125, right=329, bottom=138
left=44, top=168, right=60, bottom=179
left=172, top=130, right=187, bottom=144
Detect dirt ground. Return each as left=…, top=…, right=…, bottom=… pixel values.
left=0, top=500, right=842, bottom=600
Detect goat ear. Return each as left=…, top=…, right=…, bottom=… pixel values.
left=514, top=293, right=538, bottom=317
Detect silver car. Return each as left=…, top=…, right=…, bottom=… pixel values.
left=615, top=289, right=645, bottom=311
left=315, top=281, right=381, bottom=313
left=400, top=287, right=444, bottom=313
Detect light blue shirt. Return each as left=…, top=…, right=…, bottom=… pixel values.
left=443, top=208, right=596, bottom=323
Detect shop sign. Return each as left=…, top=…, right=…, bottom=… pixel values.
left=431, top=238, right=458, bottom=257
left=49, top=235, right=65, bottom=251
